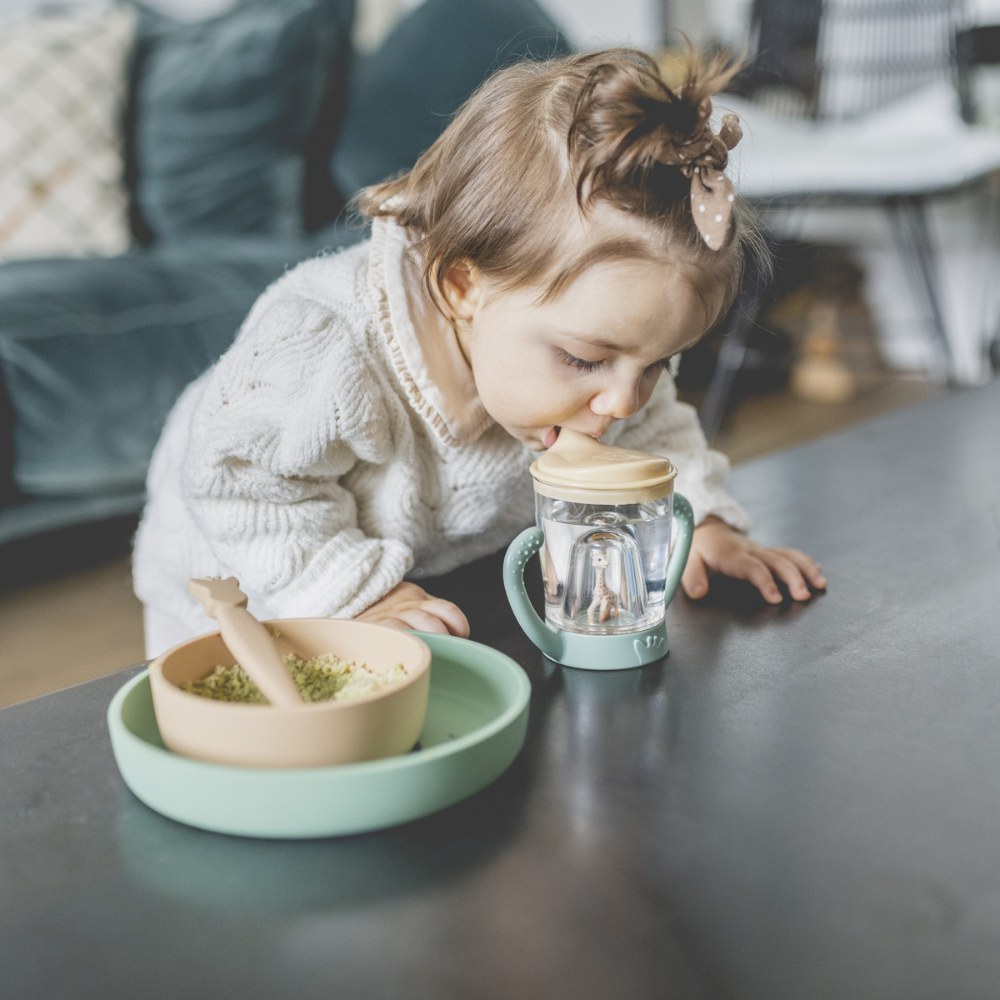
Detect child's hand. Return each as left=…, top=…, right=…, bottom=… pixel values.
left=356, top=582, right=471, bottom=637
left=683, top=516, right=827, bottom=604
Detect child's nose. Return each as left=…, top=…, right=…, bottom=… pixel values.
left=589, top=381, right=640, bottom=420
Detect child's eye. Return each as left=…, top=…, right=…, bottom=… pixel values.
left=559, top=350, right=604, bottom=372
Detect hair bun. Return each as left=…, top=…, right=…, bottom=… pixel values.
left=567, top=49, right=742, bottom=212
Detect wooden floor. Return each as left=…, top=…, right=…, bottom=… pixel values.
left=705, top=372, right=934, bottom=465
left=0, top=374, right=936, bottom=708
left=0, top=558, right=144, bottom=707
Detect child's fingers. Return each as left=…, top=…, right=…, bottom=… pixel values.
left=733, top=555, right=783, bottom=604
left=681, top=550, right=711, bottom=599
left=421, top=599, right=471, bottom=638
left=776, top=548, right=827, bottom=589
left=372, top=615, right=413, bottom=631
left=396, top=607, right=451, bottom=634
left=759, top=551, right=812, bottom=601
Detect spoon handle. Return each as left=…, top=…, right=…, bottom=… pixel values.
left=188, top=577, right=303, bottom=707
left=213, top=604, right=303, bottom=708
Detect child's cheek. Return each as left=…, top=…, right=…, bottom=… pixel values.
left=494, top=381, right=557, bottom=429
left=639, top=374, right=659, bottom=409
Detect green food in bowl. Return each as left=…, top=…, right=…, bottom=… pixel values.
left=182, top=654, right=406, bottom=705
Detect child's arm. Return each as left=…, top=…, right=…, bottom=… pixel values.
left=178, top=296, right=465, bottom=632
left=609, top=373, right=826, bottom=603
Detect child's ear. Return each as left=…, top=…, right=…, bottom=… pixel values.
left=439, top=259, right=482, bottom=322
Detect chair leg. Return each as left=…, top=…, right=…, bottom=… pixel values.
left=699, top=279, right=768, bottom=442
left=884, top=196, right=953, bottom=383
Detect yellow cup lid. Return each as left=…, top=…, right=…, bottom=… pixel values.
left=529, top=429, right=676, bottom=504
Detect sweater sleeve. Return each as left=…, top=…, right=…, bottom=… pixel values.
left=182, top=294, right=412, bottom=620
left=607, top=372, right=751, bottom=532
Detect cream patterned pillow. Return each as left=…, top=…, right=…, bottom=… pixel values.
left=0, top=6, right=136, bottom=261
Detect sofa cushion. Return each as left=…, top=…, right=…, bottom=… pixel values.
left=330, top=0, right=570, bottom=198
left=0, top=224, right=360, bottom=498
left=130, top=0, right=355, bottom=243
left=0, top=6, right=136, bottom=263
left=0, top=359, right=15, bottom=507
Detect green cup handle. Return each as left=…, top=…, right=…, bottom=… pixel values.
left=503, top=527, right=563, bottom=661
left=663, top=493, right=695, bottom=608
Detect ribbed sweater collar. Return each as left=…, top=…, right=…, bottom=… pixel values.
left=368, top=216, right=493, bottom=447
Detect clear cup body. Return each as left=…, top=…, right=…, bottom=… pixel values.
left=535, top=491, right=675, bottom=635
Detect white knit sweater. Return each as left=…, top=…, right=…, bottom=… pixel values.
left=133, top=217, right=749, bottom=637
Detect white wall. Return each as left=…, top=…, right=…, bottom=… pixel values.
left=969, top=0, right=1000, bottom=19
left=540, top=0, right=757, bottom=53
left=538, top=0, right=661, bottom=51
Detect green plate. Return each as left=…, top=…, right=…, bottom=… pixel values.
left=107, top=633, right=531, bottom=839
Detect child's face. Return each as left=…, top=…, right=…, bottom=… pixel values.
left=449, top=257, right=710, bottom=451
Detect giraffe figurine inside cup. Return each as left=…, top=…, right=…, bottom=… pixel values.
left=587, top=547, right=620, bottom=625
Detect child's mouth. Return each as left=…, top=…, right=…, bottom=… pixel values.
left=543, top=427, right=560, bottom=449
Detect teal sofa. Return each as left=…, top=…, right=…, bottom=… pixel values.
left=0, top=0, right=568, bottom=544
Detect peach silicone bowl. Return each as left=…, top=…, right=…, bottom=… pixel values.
left=148, top=619, right=431, bottom=769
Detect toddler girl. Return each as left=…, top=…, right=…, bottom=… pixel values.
left=134, top=48, right=826, bottom=656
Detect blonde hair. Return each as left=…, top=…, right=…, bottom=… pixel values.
left=359, top=48, right=761, bottom=327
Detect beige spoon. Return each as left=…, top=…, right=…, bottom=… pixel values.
left=187, top=577, right=304, bottom=707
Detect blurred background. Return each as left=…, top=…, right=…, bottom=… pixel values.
left=2, top=0, right=999, bottom=705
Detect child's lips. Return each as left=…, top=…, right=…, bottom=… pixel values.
left=540, top=424, right=611, bottom=448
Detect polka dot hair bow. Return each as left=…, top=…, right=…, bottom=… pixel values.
left=654, top=102, right=743, bottom=251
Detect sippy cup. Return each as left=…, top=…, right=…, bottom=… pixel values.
left=503, top=429, right=694, bottom=670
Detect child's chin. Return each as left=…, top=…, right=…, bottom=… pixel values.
left=500, top=423, right=548, bottom=450
left=520, top=436, right=546, bottom=452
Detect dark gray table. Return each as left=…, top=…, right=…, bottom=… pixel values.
left=3, top=383, right=999, bottom=1000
